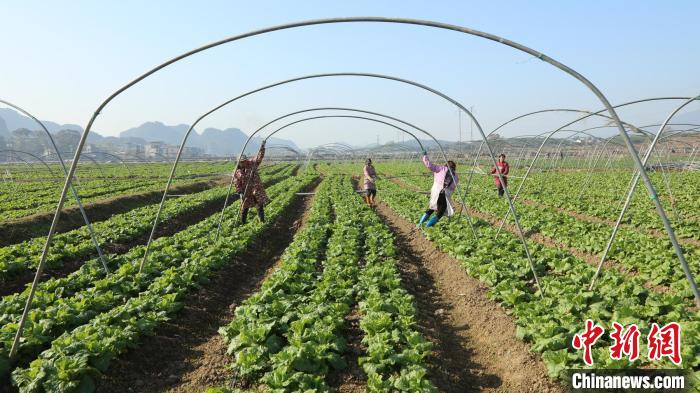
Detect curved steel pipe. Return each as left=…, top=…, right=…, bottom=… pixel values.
left=463, top=99, right=693, bottom=199
left=492, top=120, right=644, bottom=238
left=589, top=95, right=700, bottom=303
left=138, top=68, right=523, bottom=271
left=0, top=100, right=108, bottom=286
left=0, top=149, right=58, bottom=177
left=41, top=151, right=112, bottom=185
left=208, top=108, right=479, bottom=250
left=87, top=151, right=134, bottom=177
left=0, top=152, right=33, bottom=170
left=16, top=17, right=684, bottom=358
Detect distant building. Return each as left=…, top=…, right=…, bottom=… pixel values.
left=145, top=141, right=167, bottom=159
left=145, top=141, right=203, bottom=159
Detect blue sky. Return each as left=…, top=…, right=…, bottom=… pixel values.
left=1, top=1, right=698, bottom=148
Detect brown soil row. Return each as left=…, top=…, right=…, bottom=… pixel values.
left=0, top=179, right=225, bottom=247
left=374, top=201, right=563, bottom=392
left=95, top=181, right=318, bottom=393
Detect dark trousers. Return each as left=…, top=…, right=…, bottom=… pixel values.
left=241, top=206, right=265, bottom=224
left=497, top=185, right=505, bottom=198
left=425, top=192, right=447, bottom=219
left=366, top=189, right=377, bottom=197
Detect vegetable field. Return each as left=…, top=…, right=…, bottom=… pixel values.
left=1, top=12, right=699, bottom=393
left=0, top=157, right=698, bottom=393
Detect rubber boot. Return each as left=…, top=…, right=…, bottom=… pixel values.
left=426, top=215, right=440, bottom=227
left=417, top=213, right=430, bottom=227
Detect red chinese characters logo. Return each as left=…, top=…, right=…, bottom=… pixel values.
left=572, top=319, right=605, bottom=366
left=648, top=322, right=682, bottom=365
left=572, top=321, right=682, bottom=365
left=609, top=322, right=640, bottom=361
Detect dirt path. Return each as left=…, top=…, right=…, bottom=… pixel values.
left=374, top=201, right=563, bottom=393
left=0, top=179, right=223, bottom=247
left=95, top=183, right=317, bottom=393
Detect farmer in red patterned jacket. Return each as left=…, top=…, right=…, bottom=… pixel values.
left=491, top=153, right=509, bottom=198
left=234, top=142, right=267, bottom=224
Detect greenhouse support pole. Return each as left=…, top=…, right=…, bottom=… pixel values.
left=0, top=100, right=108, bottom=274
left=589, top=96, right=700, bottom=307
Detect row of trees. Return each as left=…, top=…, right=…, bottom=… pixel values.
left=0, top=128, right=81, bottom=157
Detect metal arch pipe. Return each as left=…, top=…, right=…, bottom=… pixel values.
left=0, top=152, right=35, bottom=175
left=589, top=95, right=700, bottom=303
left=244, top=114, right=471, bottom=221
left=16, top=17, right=683, bottom=358
left=464, top=104, right=680, bottom=213
left=265, top=144, right=302, bottom=160
left=41, top=151, right=112, bottom=185
left=460, top=108, right=639, bottom=219
left=0, top=101, right=108, bottom=282
left=254, top=116, right=501, bottom=256
left=0, top=149, right=58, bottom=177
left=136, top=103, right=443, bottom=271
left=487, top=117, right=653, bottom=233
left=138, top=70, right=510, bottom=273
left=207, top=107, right=479, bottom=253
left=210, top=114, right=434, bottom=245
left=0, top=150, right=31, bottom=164
left=492, top=124, right=644, bottom=239
left=487, top=110, right=690, bottom=296
left=463, top=99, right=693, bottom=200
left=86, top=151, right=134, bottom=177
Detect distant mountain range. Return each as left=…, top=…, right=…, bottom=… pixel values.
left=118, top=121, right=298, bottom=155
left=0, top=108, right=82, bottom=136
left=0, top=108, right=299, bottom=155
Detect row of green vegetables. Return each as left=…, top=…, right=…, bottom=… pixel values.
left=0, top=164, right=295, bottom=284
left=393, top=170, right=700, bottom=301
left=217, top=175, right=435, bottom=392
left=500, top=170, right=700, bottom=241
left=0, top=162, right=291, bottom=221
left=376, top=179, right=699, bottom=380
left=1, top=173, right=313, bottom=391
left=0, top=178, right=181, bottom=221
left=0, top=161, right=233, bottom=182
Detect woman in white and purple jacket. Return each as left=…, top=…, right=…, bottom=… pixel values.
left=418, top=152, right=458, bottom=228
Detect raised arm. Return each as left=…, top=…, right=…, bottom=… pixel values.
left=255, top=145, right=265, bottom=164
left=422, top=154, right=441, bottom=173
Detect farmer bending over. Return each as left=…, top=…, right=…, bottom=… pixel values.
left=363, top=158, right=378, bottom=206
left=417, top=152, right=458, bottom=228
left=234, top=141, right=267, bottom=224
left=491, top=153, right=509, bottom=198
